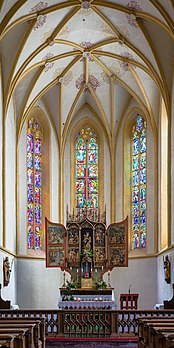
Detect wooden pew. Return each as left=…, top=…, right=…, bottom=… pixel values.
left=0, top=319, right=42, bottom=348
left=149, top=327, right=174, bottom=348
left=0, top=329, right=27, bottom=348
left=0, top=324, right=35, bottom=348
left=154, top=331, right=174, bottom=348
left=0, top=317, right=45, bottom=348
left=139, top=318, right=174, bottom=342
left=138, top=318, right=174, bottom=348
left=0, top=336, right=15, bottom=348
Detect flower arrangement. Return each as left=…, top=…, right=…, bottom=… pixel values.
left=94, top=279, right=108, bottom=290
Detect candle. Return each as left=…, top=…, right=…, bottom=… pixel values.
left=77, top=269, right=79, bottom=273
left=102, top=265, right=103, bottom=271
left=108, top=270, right=110, bottom=275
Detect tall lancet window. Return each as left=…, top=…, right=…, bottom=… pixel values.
left=27, top=118, right=42, bottom=249
left=132, top=115, right=146, bottom=249
left=76, top=127, right=98, bottom=220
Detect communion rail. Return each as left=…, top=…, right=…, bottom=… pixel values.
left=0, top=309, right=174, bottom=338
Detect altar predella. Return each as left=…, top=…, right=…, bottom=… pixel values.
left=46, top=209, right=128, bottom=287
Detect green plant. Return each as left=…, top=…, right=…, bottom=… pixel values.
left=94, top=279, right=108, bottom=290
left=66, top=279, right=79, bottom=290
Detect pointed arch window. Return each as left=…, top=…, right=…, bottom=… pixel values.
left=75, top=127, right=98, bottom=220
left=27, top=118, right=42, bottom=250
left=131, top=115, right=146, bottom=249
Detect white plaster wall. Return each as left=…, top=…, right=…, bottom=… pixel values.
left=171, top=79, right=174, bottom=245
left=146, top=122, right=156, bottom=254
left=17, top=259, right=63, bottom=309
left=5, top=98, right=16, bottom=252
left=104, top=137, right=110, bottom=225
left=115, top=129, right=123, bottom=221
left=157, top=250, right=174, bottom=304
left=158, top=100, right=162, bottom=251
left=0, top=67, right=3, bottom=245
left=18, top=124, right=27, bottom=255
left=64, top=133, right=70, bottom=223
left=104, top=257, right=157, bottom=309
left=0, top=251, right=17, bottom=306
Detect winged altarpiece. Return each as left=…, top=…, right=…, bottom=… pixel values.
left=46, top=211, right=128, bottom=288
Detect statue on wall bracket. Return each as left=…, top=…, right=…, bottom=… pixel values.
left=3, top=257, right=11, bottom=287
left=163, top=255, right=170, bottom=284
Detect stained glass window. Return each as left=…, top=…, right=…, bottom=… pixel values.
left=27, top=118, right=42, bottom=249
left=131, top=115, right=146, bottom=249
left=75, top=127, right=98, bottom=220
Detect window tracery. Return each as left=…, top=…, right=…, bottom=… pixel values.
left=131, top=115, right=146, bottom=249
left=27, top=118, right=42, bottom=249
left=75, top=127, right=98, bottom=221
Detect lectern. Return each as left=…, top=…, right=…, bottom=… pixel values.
left=120, top=293, right=139, bottom=310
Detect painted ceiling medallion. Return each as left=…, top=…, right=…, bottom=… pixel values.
left=126, top=0, right=142, bottom=28
left=119, top=52, right=133, bottom=71
left=41, top=29, right=54, bottom=44
left=42, top=53, right=54, bottom=72
left=83, top=52, right=90, bottom=58
left=81, top=1, right=91, bottom=9
left=57, top=26, right=69, bottom=39
left=101, top=71, right=110, bottom=85
left=63, top=71, right=73, bottom=87
left=59, top=77, right=64, bottom=83
left=52, top=68, right=64, bottom=80
left=110, top=65, right=121, bottom=78
left=29, top=2, right=48, bottom=30
left=75, top=74, right=100, bottom=92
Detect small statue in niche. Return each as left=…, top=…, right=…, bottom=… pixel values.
left=163, top=255, right=170, bottom=284
left=3, top=257, right=11, bottom=287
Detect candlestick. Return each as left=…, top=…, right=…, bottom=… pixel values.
left=63, top=270, right=66, bottom=288
left=108, top=269, right=111, bottom=288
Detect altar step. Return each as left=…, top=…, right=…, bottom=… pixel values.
left=46, top=337, right=138, bottom=347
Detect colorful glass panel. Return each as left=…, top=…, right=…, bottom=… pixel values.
left=75, top=127, right=98, bottom=220
left=131, top=115, right=146, bottom=249
left=27, top=118, right=42, bottom=249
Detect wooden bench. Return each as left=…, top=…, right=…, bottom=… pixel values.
left=149, top=327, right=174, bottom=348
left=0, top=324, right=35, bottom=348
left=0, top=336, right=15, bottom=348
left=0, top=317, right=45, bottom=348
left=153, top=331, right=174, bottom=348
left=138, top=317, right=174, bottom=348
left=0, top=329, right=28, bottom=348
left=139, top=318, right=174, bottom=342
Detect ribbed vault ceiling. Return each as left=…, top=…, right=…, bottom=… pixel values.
left=0, top=0, right=174, bottom=138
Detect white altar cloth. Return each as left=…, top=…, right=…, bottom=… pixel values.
left=58, top=300, right=116, bottom=309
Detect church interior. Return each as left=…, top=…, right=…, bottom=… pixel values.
left=0, top=0, right=174, bottom=345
